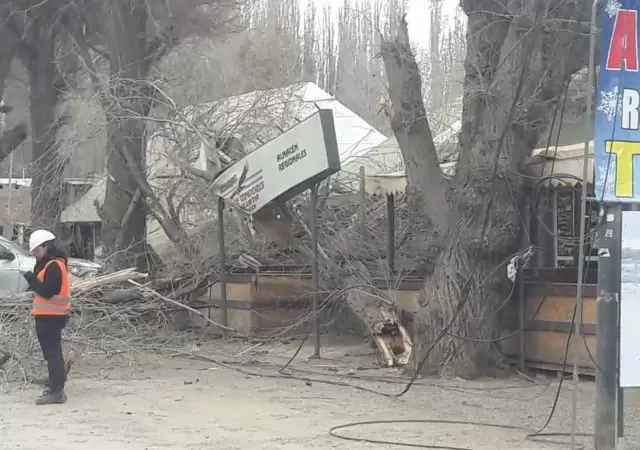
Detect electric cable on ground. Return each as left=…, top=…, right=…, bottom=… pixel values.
left=328, top=419, right=590, bottom=450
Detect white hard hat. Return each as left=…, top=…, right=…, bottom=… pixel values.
left=29, top=229, right=56, bottom=252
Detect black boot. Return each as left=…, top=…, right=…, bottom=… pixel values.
left=35, top=390, right=67, bottom=405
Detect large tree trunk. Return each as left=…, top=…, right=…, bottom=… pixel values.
left=0, top=27, right=17, bottom=102
left=76, top=0, right=190, bottom=270
left=379, top=2, right=593, bottom=378
left=24, top=29, right=66, bottom=230
left=101, top=116, right=151, bottom=270
left=413, top=189, right=525, bottom=378
left=99, top=0, right=154, bottom=270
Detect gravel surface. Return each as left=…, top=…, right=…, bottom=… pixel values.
left=1, top=337, right=637, bottom=449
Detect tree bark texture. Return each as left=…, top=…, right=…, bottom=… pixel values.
left=23, top=26, right=66, bottom=230
left=0, top=33, right=27, bottom=166
left=73, top=0, right=192, bottom=270
left=379, top=1, right=593, bottom=377
left=0, top=122, right=27, bottom=163
left=100, top=0, right=155, bottom=270
left=0, top=27, right=17, bottom=103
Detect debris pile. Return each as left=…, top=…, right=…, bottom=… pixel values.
left=0, top=268, right=221, bottom=385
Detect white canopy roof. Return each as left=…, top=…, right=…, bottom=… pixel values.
left=362, top=141, right=594, bottom=196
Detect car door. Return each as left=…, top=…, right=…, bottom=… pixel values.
left=0, top=241, right=28, bottom=295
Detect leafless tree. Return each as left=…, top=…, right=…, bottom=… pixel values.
left=0, top=1, right=79, bottom=228
left=378, top=1, right=595, bottom=377
left=318, top=4, right=337, bottom=95
left=302, top=0, right=317, bottom=83
left=65, top=0, right=238, bottom=270
left=333, top=0, right=390, bottom=134
left=237, top=0, right=304, bottom=90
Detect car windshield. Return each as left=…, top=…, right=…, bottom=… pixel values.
left=0, top=238, right=29, bottom=256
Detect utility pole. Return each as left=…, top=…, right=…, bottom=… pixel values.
left=217, top=197, right=228, bottom=334
left=594, top=204, right=621, bottom=450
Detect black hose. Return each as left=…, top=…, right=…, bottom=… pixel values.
left=328, top=419, right=590, bottom=449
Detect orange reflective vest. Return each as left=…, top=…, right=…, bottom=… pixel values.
left=31, top=258, right=71, bottom=316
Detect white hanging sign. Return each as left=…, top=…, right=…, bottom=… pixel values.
left=208, top=109, right=340, bottom=214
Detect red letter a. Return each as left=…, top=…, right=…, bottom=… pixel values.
left=607, top=9, right=639, bottom=71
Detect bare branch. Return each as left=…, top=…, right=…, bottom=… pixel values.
left=121, top=188, right=142, bottom=228
left=66, top=20, right=104, bottom=94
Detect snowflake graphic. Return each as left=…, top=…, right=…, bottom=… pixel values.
left=598, top=86, right=623, bottom=122
left=597, top=158, right=617, bottom=196
left=606, top=0, right=622, bottom=18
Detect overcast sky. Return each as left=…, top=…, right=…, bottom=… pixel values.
left=307, top=0, right=460, bottom=50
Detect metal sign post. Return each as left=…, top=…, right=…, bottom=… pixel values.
left=310, top=184, right=320, bottom=358
left=595, top=206, right=622, bottom=450
left=386, top=193, right=395, bottom=275
left=217, top=196, right=228, bottom=333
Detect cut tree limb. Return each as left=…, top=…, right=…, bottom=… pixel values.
left=72, top=268, right=148, bottom=292
left=128, top=280, right=242, bottom=335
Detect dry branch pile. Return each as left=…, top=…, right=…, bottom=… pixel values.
left=0, top=269, right=208, bottom=386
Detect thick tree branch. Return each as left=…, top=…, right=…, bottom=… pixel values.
left=67, top=24, right=104, bottom=98
left=0, top=26, right=18, bottom=102
left=112, top=131, right=187, bottom=245
left=380, top=17, right=451, bottom=231
left=121, top=188, right=142, bottom=228
left=0, top=124, right=27, bottom=162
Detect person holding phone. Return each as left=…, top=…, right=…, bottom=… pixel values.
left=22, top=229, right=70, bottom=405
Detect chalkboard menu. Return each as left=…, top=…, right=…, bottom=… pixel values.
left=555, top=189, right=575, bottom=266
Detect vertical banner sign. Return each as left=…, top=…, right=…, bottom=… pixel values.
left=595, top=0, right=640, bottom=202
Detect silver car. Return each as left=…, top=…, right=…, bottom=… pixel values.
left=0, top=236, right=101, bottom=296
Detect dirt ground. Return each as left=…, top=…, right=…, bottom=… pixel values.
left=1, top=336, right=638, bottom=450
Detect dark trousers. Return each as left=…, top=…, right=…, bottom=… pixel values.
left=35, top=315, right=68, bottom=393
